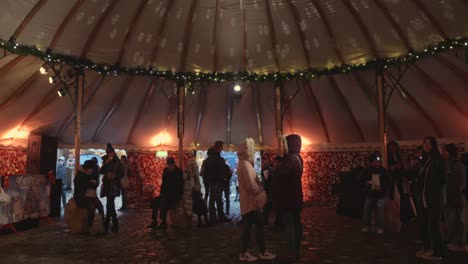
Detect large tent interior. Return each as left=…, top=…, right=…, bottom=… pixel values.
left=2, top=0, right=468, bottom=207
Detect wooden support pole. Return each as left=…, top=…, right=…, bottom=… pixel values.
left=74, top=72, right=84, bottom=173
left=274, top=83, right=283, bottom=153
left=377, top=71, right=388, bottom=169
left=177, top=83, right=185, bottom=168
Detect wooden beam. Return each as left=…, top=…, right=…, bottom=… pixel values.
left=264, top=0, right=281, bottom=71
left=286, top=0, right=311, bottom=68
left=377, top=72, right=388, bottom=169
left=74, top=73, right=84, bottom=173
left=384, top=72, right=443, bottom=137
left=342, top=0, right=378, bottom=58
left=195, top=85, right=207, bottom=145
left=413, top=64, right=468, bottom=117
left=252, top=84, right=264, bottom=145
left=226, top=83, right=232, bottom=145
left=179, top=0, right=198, bottom=71
left=328, top=76, right=365, bottom=141
left=351, top=72, right=402, bottom=139
left=177, top=84, right=185, bottom=168
left=303, top=81, right=330, bottom=143
left=48, top=0, right=86, bottom=50
left=274, top=84, right=283, bottom=152
left=57, top=76, right=105, bottom=137
left=115, top=0, right=147, bottom=66
left=11, top=0, right=48, bottom=40
left=149, top=0, right=175, bottom=67
left=92, top=77, right=132, bottom=142
left=126, top=81, right=155, bottom=145
left=212, top=0, right=220, bottom=72
left=19, top=81, right=62, bottom=130
left=310, top=0, right=345, bottom=63
left=411, top=0, right=448, bottom=39
left=0, top=56, right=24, bottom=77
left=0, top=71, right=40, bottom=111
left=374, top=0, right=411, bottom=50
left=80, top=0, right=120, bottom=58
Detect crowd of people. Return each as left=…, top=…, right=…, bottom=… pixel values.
left=63, top=134, right=468, bottom=262
left=144, top=135, right=304, bottom=262
left=359, top=136, right=468, bottom=261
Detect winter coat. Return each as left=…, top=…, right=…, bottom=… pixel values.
left=73, top=169, right=94, bottom=208
left=445, top=160, right=466, bottom=208
left=418, top=156, right=446, bottom=208
left=203, top=152, right=229, bottom=185
left=360, top=166, right=390, bottom=199
left=271, top=135, right=304, bottom=210
left=160, top=167, right=184, bottom=207
left=99, top=156, right=123, bottom=198
left=238, top=159, right=264, bottom=216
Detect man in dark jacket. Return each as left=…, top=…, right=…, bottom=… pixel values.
left=204, top=141, right=231, bottom=223
left=361, top=154, right=389, bottom=235
left=99, top=143, right=124, bottom=232
left=73, top=160, right=98, bottom=228
left=147, top=157, right=183, bottom=229
left=271, top=134, right=304, bottom=261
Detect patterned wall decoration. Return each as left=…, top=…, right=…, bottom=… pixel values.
left=126, top=151, right=194, bottom=209
left=0, top=149, right=27, bottom=177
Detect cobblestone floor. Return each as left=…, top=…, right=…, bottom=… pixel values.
left=1, top=204, right=467, bottom=264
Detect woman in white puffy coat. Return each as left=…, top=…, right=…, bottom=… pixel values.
left=237, top=138, right=276, bottom=262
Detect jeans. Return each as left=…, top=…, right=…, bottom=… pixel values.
left=61, top=185, right=67, bottom=208
left=421, top=206, right=443, bottom=256
left=87, top=197, right=104, bottom=226
left=362, top=197, right=385, bottom=228
left=282, top=209, right=303, bottom=256
left=223, top=182, right=231, bottom=215
left=203, top=179, right=210, bottom=202
left=209, top=183, right=225, bottom=220
left=151, top=196, right=169, bottom=224
left=241, top=210, right=265, bottom=253
left=105, top=196, right=118, bottom=227
left=446, top=207, right=466, bottom=246
left=121, top=189, right=128, bottom=209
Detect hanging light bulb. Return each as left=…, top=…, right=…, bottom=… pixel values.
left=48, top=76, right=56, bottom=84
left=57, top=86, right=68, bottom=97
left=234, top=84, right=241, bottom=92
left=39, top=65, right=49, bottom=75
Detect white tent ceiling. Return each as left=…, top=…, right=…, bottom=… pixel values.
left=1, top=0, right=468, bottom=150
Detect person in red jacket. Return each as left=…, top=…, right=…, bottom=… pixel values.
left=271, top=134, right=304, bottom=261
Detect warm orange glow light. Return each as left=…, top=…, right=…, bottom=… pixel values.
left=300, top=136, right=312, bottom=145
left=2, top=127, right=29, bottom=140
left=150, top=130, right=171, bottom=146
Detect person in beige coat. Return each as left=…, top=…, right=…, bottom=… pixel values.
left=237, top=138, right=276, bottom=262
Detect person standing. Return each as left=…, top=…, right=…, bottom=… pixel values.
left=99, top=143, right=124, bottom=232
left=237, top=138, right=276, bottom=262
left=223, top=161, right=233, bottom=215
left=271, top=134, right=304, bottom=261
left=442, top=144, right=467, bottom=252
left=416, top=136, right=446, bottom=261
left=73, top=160, right=101, bottom=230
left=360, top=154, right=390, bottom=235
left=204, top=141, right=230, bottom=223
left=147, top=157, right=183, bottom=229
left=56, top=156, right=67, bottom=208
left=200, top=147, right=214, bottom=203
left=119, top=155, right=131, bottom=211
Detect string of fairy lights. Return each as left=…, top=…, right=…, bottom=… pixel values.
left=1, top=37, right=468, bottom=94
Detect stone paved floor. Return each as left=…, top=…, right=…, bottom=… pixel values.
left=1, top=204, right=467, bottom=264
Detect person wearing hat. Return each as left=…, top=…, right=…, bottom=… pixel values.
left=360, top=153, right=390, bottom=235
left=73, top=160, right=101, bottom=229
left=99, top=143, right=124, bottom=232
left=147, top=157, right=183, bottom=229
left=56, top=156, right=67, bottom=208
left=271, top=134, right=304, bottom=261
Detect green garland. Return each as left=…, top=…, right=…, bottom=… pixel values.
left=1, top=37, right=467, bottom=87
